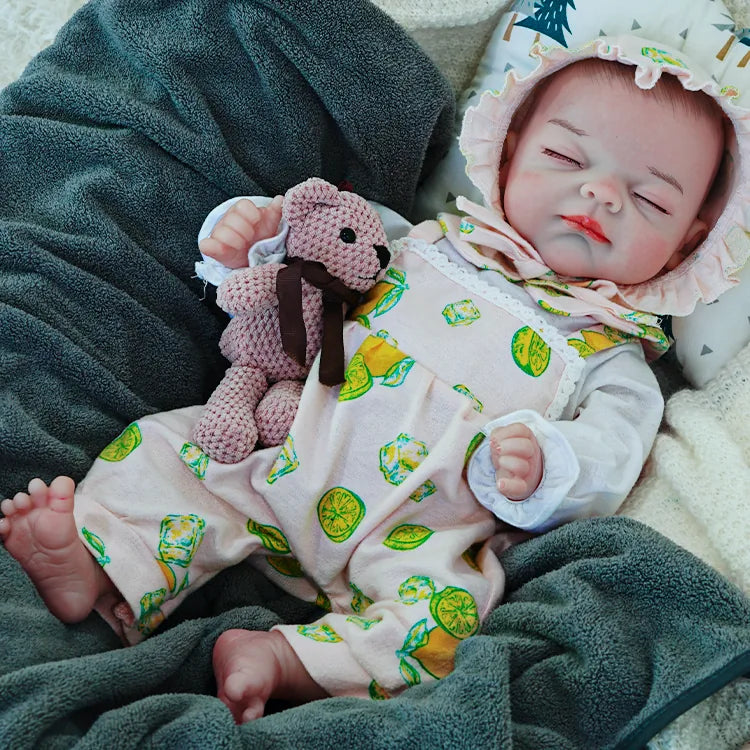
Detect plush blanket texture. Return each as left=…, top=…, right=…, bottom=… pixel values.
left=1, top=1, right=749, bottom=749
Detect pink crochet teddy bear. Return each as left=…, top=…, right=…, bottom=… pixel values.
left=193, top=177, right=390, bottom=463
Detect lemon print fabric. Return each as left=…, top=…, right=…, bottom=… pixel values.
left=99, top=422, right=142, bottom=462
left=317, top=487, right=366, bottom=543
left=368, top=680, right=390, bottom=700
left=267, top=434, right=299, bottom=484
left=297, top=623, right=342, bottom=643
left=247, top=518, right=291, bottom=553
left=339, top=331, right=414, bottom=401
left=137, top=588, right=167, bottom=635
left=442, top=299, right=481, bottom=327
left=351, top=267, right=409, bottom=328
left=81, top=527, right=110, bottom=566
left=511, top=325, right=550, bottom=377
left=155, top=514, right=206, bottom=594
left=379, top=433, right=427, bottom=485
left=267, top=555, right=304, bottom=577
left=383, top=524, right=434, bottom=551
left=379, top=432, right=436, bottom=503
left=567, top=327, right=629, bottom=358
left=179, top=442, right=209, bottom=480
left=350, top=582, right=374, bottom=613
left=453, top=384, right=483, bottom=413
left=394, top=576, right=479, bottom=685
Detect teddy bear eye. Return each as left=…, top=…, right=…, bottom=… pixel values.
left=339, top=228, right=356, bottom=243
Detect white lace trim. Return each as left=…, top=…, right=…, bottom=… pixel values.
left=394, top=237, right=585, bottom=421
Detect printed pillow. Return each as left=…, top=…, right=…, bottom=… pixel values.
left=413, top=0, right=750, bottom=386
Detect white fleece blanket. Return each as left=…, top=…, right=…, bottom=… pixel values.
left=2, top=1, right=749, bottom=748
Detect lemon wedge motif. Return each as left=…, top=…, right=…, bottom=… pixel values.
left=99, top=423, right=142, bottom=462
left=511, top=325, right=550, bottom=377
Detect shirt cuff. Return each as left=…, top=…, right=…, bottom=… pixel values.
left=195, top=196, right=287, bottom=286
left=467, top=409, right=580, bottom=531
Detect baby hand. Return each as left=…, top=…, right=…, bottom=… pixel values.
left=199, top=195, right=284, bottom=269
left=489, top=423, right=543, bottom=501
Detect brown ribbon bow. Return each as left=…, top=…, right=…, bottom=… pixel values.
left=276, top=257, right=363, bottom=386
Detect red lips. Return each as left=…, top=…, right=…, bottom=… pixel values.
left=561, top=215, right=610, bottom=243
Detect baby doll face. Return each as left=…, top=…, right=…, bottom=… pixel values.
left=502, top=64, right=724, bottom=284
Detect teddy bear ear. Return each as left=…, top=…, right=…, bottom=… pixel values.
left=283, top=177, right=341, bottom=226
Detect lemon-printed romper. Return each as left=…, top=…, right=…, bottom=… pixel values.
left=74, top=237, right=586, bottom=700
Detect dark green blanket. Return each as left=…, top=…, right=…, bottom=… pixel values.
left=0, top=0, right=454, bottom=496
left=1, top=517, right=749, bottom=748
left=1, top=1, right=749, bottom=748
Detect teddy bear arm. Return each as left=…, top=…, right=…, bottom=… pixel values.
left=216, top=263, right=285, bottom=315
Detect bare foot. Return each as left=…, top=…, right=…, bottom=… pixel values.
left=213, top=629, right=327, bottom=723
left=0, top=476, right=113, bottom=622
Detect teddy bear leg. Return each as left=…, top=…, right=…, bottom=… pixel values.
left=255, top=380, right=305, bottom=448
left=192, top=366, right=267, bottom=463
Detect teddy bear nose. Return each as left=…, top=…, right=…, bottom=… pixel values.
left=375, top=245, right=390, bottom=269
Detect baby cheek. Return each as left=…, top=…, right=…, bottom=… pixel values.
left=504, top=171, right=546, bottom=224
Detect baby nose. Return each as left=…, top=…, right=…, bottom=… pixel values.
left=580, top=177, right=622, bottom=213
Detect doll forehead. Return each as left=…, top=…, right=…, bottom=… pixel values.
left=518, top=63, right=723, bottom=156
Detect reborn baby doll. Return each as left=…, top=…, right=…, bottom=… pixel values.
left=2, top=36, right=748, bottom=725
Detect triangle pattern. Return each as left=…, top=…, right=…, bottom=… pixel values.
left=700, top=345, right=713, bottom=355
left=632, top=19, right=641, bottom=30
left=680, top=28, right=688, bottom=39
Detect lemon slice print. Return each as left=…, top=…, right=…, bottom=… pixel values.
left=397, top=575, right=435, bottom=604
left=463, top=432, right=485, bottom=470
left=317, top=487, right=366, bottom=543
left=99, top=422, right=142, bottom=462
left=537, top=299, right=570, bottom=316
left=296, top=623, right=342, bottom=643
left=383, top=524, right=434, bottom=551
left=267, top=434, right=300, bottom=484
left=338, top=352, right=373, bottom=401
left=179, top=442, right=209, bottom=480
left=429, top=586, right=479, bottom=639
left=368, top=680, right=390, bottom=700
left=511, top=325, right=550, bottom=377
left=156, top=559, right=178, bottom=592
left=315, top=590, right=332, bottom=611
left=350, top=582, right=374, bottom=613
left=411, top=625, right=462, bottom=679
left=81, top=527, right=110, bottom=566
left=247, top=518, right=291, bottom=554
left=267, top=555, right=304, bottom=577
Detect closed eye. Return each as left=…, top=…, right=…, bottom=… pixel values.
left=542, top=148, right=581, bottom=167
left=634, top=193, right=670, bottom=215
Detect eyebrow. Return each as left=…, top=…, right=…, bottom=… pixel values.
left=648, top=166, right=684, bottom=195
left=548, top=118, right=685, bottom=195
left=548, top=118, right=588, bottom=136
